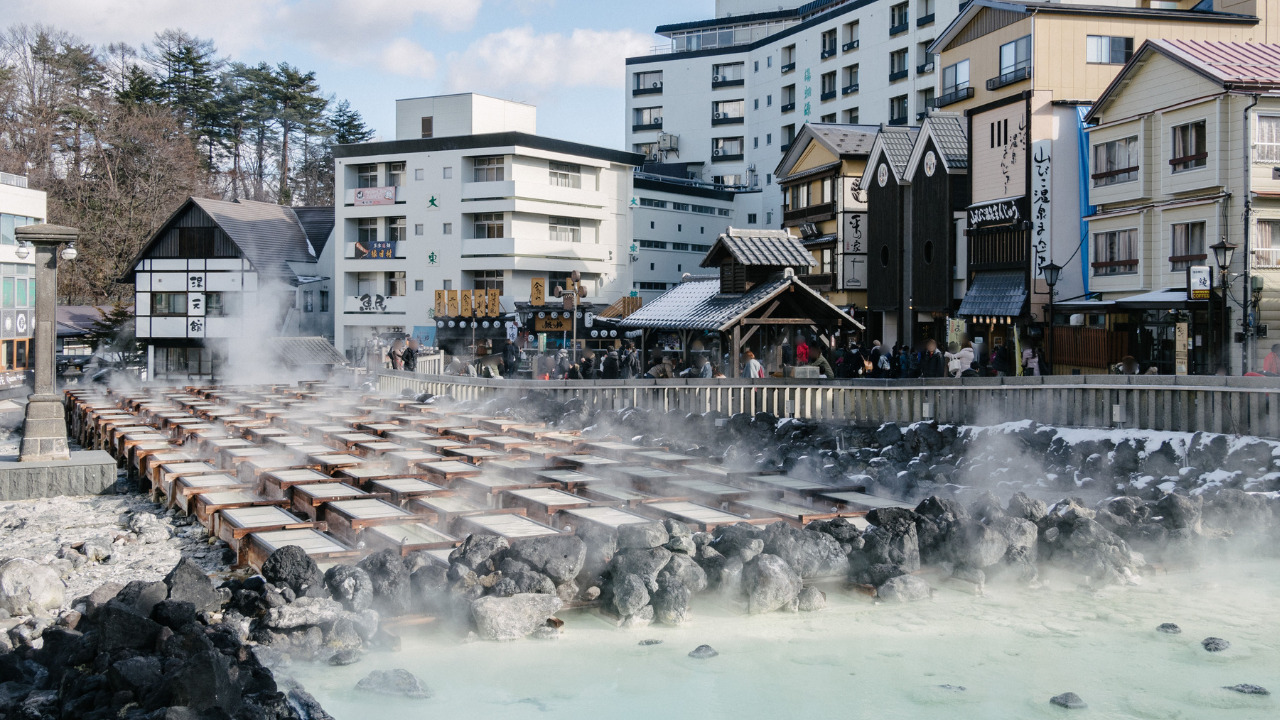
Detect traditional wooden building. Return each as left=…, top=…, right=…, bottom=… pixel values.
left=863, top=124, right=919, bottom=346
left=121, top=198, right=337, bottom=382
left=618, top=228, right=862, bottom=376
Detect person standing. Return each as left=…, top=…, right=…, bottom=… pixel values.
left=697, top=354, right=713, bottom=378
left=1264, top=343, right=1280, bottom=376
left=744, top=350, right=765, bottom=378
left=387, top=338, right=404, bottom=371
left=795, top=334, right=810, bottom=365
left=401, top=338, right=419, bottom=373
left=502, top=340, right=519, bottom=377
left=920, top=339, right=947, bottom=378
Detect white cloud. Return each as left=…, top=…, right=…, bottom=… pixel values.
left=445, top=26, right=652, bottom=94
left=11, top=0, right=281, bottom=55
left=380, top=38, right=438, bottom=79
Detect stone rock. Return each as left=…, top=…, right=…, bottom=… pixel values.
left=616, top=523, right=669, bottom=550
left=555, top=579, right=579, bottom=605
left=1202, top=637, right=1230, bottom=652
left=329, top=649, right=361, bottom=666
left=470, top=593, right=563, bottom=641
left=114, top=579, right=169, bottom=618
left=83, top=581, right=123, bottom=616
left=324, top=565, right=373, bottom=612
left=849, top=563, right=906, bottom=587
left=797, top=586, right=826, bottom=612
left=760, top=523, right=849, bottom=578
left=81, top=535, right=113, bottom=562
left=261, top=545, right=323, bottom=597
left=658, top=553, right=708, bottom=594
left=664, top=535, right=697, bottom=555
left=877, top=575, right=931, bottom=603
left=324, top=616, right=364, bottom=652
left=743, top=554, right=802, bottom=614
left=1156, top=493, right=1203, bottom=533
left=1157, top=623, right=1181, bottom=634
left=356, top=669, right=431, bottom=699
left=610, top=573, right=650, bottom=617
left=0, top=558, right=65, bottom=616
left=610, top=547, right=672, bottom=590
left=639, top=638, right=663, bottom=646
left=991, top=516, right=1038, bottom=564
left=358, top=550, right=412, bottom=617
left=127, top=511, right=171, bottom=543
left=806, top=517, right=863, bottom=545
left=109, top=655, right=162, bottom=693
left=266, top=596, right=343, bottom=630
left=164, top=558, right=220, bottom=613
left=151, top=599, right=197, bottom=630
left=505, top=535, right=587, bottom=584
left=950, top=523, right=1009, bottom=569
left=96, top=603, right=162, bottom=651
left=1050, top=692, right=1087, bottom=709
left=711, top=523, right=766, bottom=561
left=1007, top=492, right=1048, bottom=523
left=866, top=507, right=919, bottom=535
left=1223, top=684, right=1269, bottom=695
left=449, top=534, right=509, bottom=572
left=860, top=523, right=921, bottom=572
left=688, top=644, right=718, bottom=659
left=619, top=604, right=654, bottom=628
left=651, top=573, right=691, bottom=625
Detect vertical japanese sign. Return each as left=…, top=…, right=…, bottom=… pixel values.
left=487, top=289, right=500, bottom=317
left=1031, top=139, right=1052, bottom=280
left=446, top=290, right=459, bottom=316
left=841, top=212, right=868, bottom=290
left=530, top=278, right=545, bottom=306
left=434, top=290, right=447, bottom=317
left=1188, top=266, right=1212, bottom=300
left=803, top=68, right=812, bottom=118
left=459, top=290, right=472, bottom=317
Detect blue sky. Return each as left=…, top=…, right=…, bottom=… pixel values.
left=22, top=0, right=716, bottom=148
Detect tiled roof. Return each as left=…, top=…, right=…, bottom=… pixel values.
left=191, top=198, right=317, bottom=283
left=1154, top=39, right=1280, bottom=87
left=781, top=161, right=842, bottom=184
left=957, top=270, right=1028, bottom=318
left=618, top=277, right=790, bottom=330
left=292, top=206, right=335, bottom=255
left=927, top=114, right=969, bottom=170
left=879, top=125, right=920, bottom=176
left=807, top=124, right=880, bottom=156
left=700, top=228, right=815, bottom=269
left=264, top=336, right=347, bottom=367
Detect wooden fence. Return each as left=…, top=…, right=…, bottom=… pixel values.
left=375, top=371, right=1280, bottom=440
left=1052, top=326, right=1129, bottom=369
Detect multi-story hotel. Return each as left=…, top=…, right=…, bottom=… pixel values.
left=0, top=172, right=42, bottom=392
left=331, top=93, right=641, bottom=355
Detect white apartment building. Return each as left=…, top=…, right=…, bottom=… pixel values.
left=0, top=172, right=42, bottom=391
left=625, top=0, right=960, bottom=225
left=630, top=173, right=744, bottom=301
left=331, top=94, right=641, bottom=354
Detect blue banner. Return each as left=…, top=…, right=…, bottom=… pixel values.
left=356, top=240, right=396, bottom=259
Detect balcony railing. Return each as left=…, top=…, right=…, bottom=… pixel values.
left=917, top=13, right=935, bottom=26
left=1254, top=247, right=1280, bottom=268
left=781, top=101, right=796, bottom=113
left=633, top=84, right=662, bottom=96
left=931, top=86, right=974, bottom=108
left=843, top=40, right=859, bottom=52
left=632, top=119, right=663, bottom=132
left=889, top=22, right=909, bottom=36
left=888, top=117, right=909, bottom=126
left=889, top=69, right=909, bottom=82
left=711, top=151, right=744, bottom=162
left=842, top=83, right=859, bottom=95
left=782, top=62, right=796, bottom=73
left=820, top=89, right=836, bottom=101
left=783, top=202, right=837, bottom=224
left=917, top=61, right=935, bottom=75
left=987, top=66, right=1031, bottom=91
left=0, top=172, right=27, bottom=189
left=711, top=114, right=745, bottom=125
left=711, top=77, right=745, bottom=89
left=821, top=47, right=837, bottom=59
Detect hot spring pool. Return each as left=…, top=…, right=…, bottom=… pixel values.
left=288, top=560, right=1279, bottom=719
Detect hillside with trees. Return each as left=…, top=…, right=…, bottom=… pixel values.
left=0, top=25, right=374, bottom=303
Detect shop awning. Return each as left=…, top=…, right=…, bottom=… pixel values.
left=957, top=270, right=1028, bottom=318
left=1110, top=288, right=1202, bottom=310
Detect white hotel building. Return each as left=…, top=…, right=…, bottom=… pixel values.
left=331, top=94, right=641, bottom=353
left=625, top=0, right=960, bottom=224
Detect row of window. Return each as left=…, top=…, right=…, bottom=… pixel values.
left=0, top=214, right=40, bottom=246
left=637, top=240, right=712, bottom=252
left=784, top=177, right=836, bottom=212
left=150, top=292, right=238, bottom=317
left=1093, top=220, right=1280, bottom=275
left=1092, top=119, right=1209, bottom=188
left=636, top=198, right=732, bottom=216
left=353, top=214, right=590, bottom=243
left=353, top=157, right=583, bottom=189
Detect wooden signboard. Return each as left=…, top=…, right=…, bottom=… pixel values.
left=530, top=278, right=545, bottom=306
left=446, top=290, right=459, bottom=316
left=459, top=290, right=472, bottom=317
left=435, top=290, right=447, bottom=317
left=487, top=289, right=500, bottom=316
left=474, top=289, right=488, bottom=317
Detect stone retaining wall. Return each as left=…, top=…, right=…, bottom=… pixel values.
left=0, top=450, right=117, bottom=500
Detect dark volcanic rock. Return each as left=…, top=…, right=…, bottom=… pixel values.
left=1157, top=623, right=1181, bottom=634
left=96, top=603, right=163, bottom=651
left=356, top=669, right=431, bottom=699
left=164, top=558, right=220, bottom=612
left=113, top=579, right=169, bottom=618
left=324, top=565, right=374, bottom=612
left=505, top=534, right=587, bottom=584
left=1202, top=637, right=1230, bottom=652
left=1050, top=692, right=1087, bottom=709
left=743, top=554, right=802, bottom=614
left=449, top=534, right=509, bottom=572
left=358, top=550, right=412, bottom=616
left=1223, top=684, right=1269, bottom=696
left=328, top=649, right=361, bottom=666
left=616, top=522, right=669, bottom=550
left=688, top=644, right=718, bottom=659
left=610, top=573, right=650, bottom=617
left=150, top=599, right=197, bottom=630
left=261, top=545, right=323, bottom=596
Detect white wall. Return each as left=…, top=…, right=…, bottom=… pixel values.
left=395, top=94, right=536, bottom=141
left=631, top=184, right=738, bottom=300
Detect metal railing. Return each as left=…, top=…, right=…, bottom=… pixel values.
left=1253, top=247, right=1280, bottom=268
left=0, top=172, right=28, bottom=189
left=378, top=372, right=1280, bottom=440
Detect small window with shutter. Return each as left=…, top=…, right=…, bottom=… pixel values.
left=421, top=117, right=433, bottom=138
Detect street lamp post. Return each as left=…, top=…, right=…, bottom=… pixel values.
left=15, top=224, right=78, bottom=462
left=1210, top=239, right=1237, bottom=374
left=1039, top=261, right=1062, bottom=376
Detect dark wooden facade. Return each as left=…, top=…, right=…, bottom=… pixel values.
left=909, top=137, right=968, bottom=313
left=143, top=205, right=243, bottom=261
left=866, top=157, right=903, bottom=312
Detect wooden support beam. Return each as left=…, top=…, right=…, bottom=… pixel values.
left=740, top=318, right=814, bottom=325
left=731, top=324, right=741, bottom=379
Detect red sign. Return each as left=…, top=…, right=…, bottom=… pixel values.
left=353, top=186, right=396, bottom=206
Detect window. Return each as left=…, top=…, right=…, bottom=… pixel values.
left=639, top=198, right=667, bottom=208
left=1255, top=220, right=1280, bottom=267
left=713, top=137, right=744, bottom=157
left=420, top=117, right=433, bottom=138
left=1171, top=120, right=1207, bottom=172
left=1256, top=116, right=1280, bottom=162
left=1093, top=229, right=1138, bottom=275
left=766, top=133, right=772, bottom=145
left=634, top=106, right=663, bottom=128
left=549, top=216, right=582, bottom=243
left=443, top=222, right=453, bottom=235
left=474, top=270, right=504, bottom=294
left=942, top=59, right=969, bottom=96
left=357, top=218, right=377, bottom=244
left=1171, top=221, right=1206, bottom=271
left=890, top=95, right=908, bottom=124
left=387, top=271, right=406, bottom=297
left=414, top=223, right=424, bottom=236
left=356, top=164, right=378, bottom=188
left=821, top=71, right=837, bottom=99
left=782, top=84, right=796, bottom=108
left=635, top=70, right=662, bottom=90
left=1087, top=36, right=1134, bottom=65
left=474, top=212, right=504, bottom=239
left=672, top=242, right=690, bottom=251
left=783, top=123, right=795, bottom=146
left=843, top=21, right=859, bottom=49
left=388, top=217, right=406, bottom=243
left=890, top=49, right=909, bottom=80
left=549, top=161, right=582, bottom=188
left=918, top=0, right=935, bottom=22
left=748, top=213, right=758, bottom=224
left=320, top=291, right=329, bottom=312
left=844, top=108, right=859, bottom=123
left=767, top=94, right=773, bottom=107
left=205, top=292, right=237, bottom=317
left=673, top=202, right=690, bottom=211
left=712, top=62, right=744, bottom=83
left=388, top=162, right=405, bottom=187
left=635, top=282, right=668, bottom=291
left=638, top=240, right=667, bottom=249
left=634, top=141, right=658, bottom=157
left=786, top=184, right=810, bottom=210
left=1092, top=136, right=1139, bottom=186
left=843, top=64, right=859, bottom=92
left=890, top=3, right=909, bottom=32
left=472, top=156, right=504, bottom=182
left=692, top=205, right=718, bottom=215
left=821, top=113, right=836, bottom=123
left=767, top=55, right=772, bottom=68
left=713, top=99, right=745, bottom=120
left=151, top=292, right=187, bottom=316
left=753, top=99, right=759, bottom=111
left=821, top=29, right=838, bottom=57
left=754, top=60, right=759, bottom=73
left=999, top=36, right=1031, bottom=76
left=415, top=280, right=424, bottom=292
left=414, top=168, right=424, bottom=181
left=782, top=44, right=796, bottom=69
left=443, top=166, right=452, bottom=179
left=766, top=211, right=773, bottom=224
left=713, top=174, right=743, bottom=186
left=919, top=88, right=935, bottom=114
left=753, top=137, right=759, bottom=149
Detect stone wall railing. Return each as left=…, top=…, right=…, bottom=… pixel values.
left=376, top=371, right=1280, bottom=440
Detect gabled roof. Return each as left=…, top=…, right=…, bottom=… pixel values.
left=904, top=112, right=969, bottom=178
left=617, top=275, right=863, bottom=331
left=190, top=198, right=317, bottom=282
left=860, top=125, right=920, bottom=187
left=700, top=227, right=815, bottom=269
left=929, top=0, right=1258, bottom=56
left=291, top=206, right=335, bottom=256
left=1087, top=39, right=1280, bottom=123
left=775, top=123, right=880, bottom=179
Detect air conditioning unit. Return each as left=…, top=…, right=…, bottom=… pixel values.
left=653, top=117, right=662, bottom=125
left=747, top=164, right=756, bottom=171
left=713, top=75, right=722, bottom=81
left=713, top=149, right=723, bottom=156
left=659, top=134, right=679, bottom=151
left=646, top=153, right=660, bottom=162
left=653, top=81, right=662, bottom=89
left=714, top=112, right=723, bottom=119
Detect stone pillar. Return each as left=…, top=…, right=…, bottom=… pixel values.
left=16, top=224, right=76, bottom=462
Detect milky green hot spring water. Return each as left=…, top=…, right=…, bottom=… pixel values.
left=288, top=560, right=1278, bottom=719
